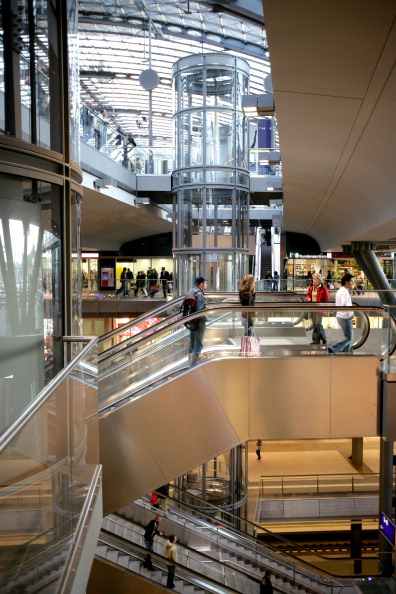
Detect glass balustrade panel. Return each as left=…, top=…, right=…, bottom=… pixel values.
left=98, top=305, right=389, bottom=412
left=0, top=342, right=98, bottom=590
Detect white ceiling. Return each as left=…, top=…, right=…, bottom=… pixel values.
left=263, top=0, right=396, bottom=250
left=81, top=185, right=172, bottom=251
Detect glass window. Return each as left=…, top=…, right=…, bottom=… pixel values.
left=179, top=69, right=204, bottom=109
left=178, top=112, right=203, bottom=167
left=206, top=68, right=234, bottom=107
left=205, top=188, right=233, bottom=248
left=205, top=110, right=234, bottom=166
left=0, top=173, right=63, bottom=431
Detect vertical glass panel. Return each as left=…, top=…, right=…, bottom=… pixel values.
left=235, top=189, right=249, bottom=248
left=236, top=112, right=248, bottom=169
left=204, top=253, right=234, bottom=291
left=205, top=110, right=234, bottom=166
left=71, top=191, right=82, bottom=337
left=179, top=69, right=204, bottom=109
left=0, top=343, right=99, bottom=591
left=179, top=112, right=203, bottom=167
left=0, top=174, right=63, bottom=432
left=206, top=188, right=233, bottom=249
left=179, top=188, right=204, bottom=249
left=175, top=253, right=201, bottom=296
left=0, top=10, right=3, bottom=132
left=19, top=0, right=32, bottom=142
left=236, top=71, right=249, bottom=110
left=206, top=68, right=234, bottom=107
left=68, top=0, right=80, bottom=162
left=35, top=3, right=51, bottom=148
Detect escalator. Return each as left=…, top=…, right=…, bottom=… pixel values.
left=98, top=300, right=394, bottom=515
left=1, top=298, right=395, bottom=592
left=90, top=490, right=393, bottom=593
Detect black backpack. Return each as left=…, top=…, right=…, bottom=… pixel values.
left=181, top=290, right=200, bottom=330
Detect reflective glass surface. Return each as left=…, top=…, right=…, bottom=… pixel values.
left=98, top=302, right=393, bottom=412
left=0, top=174, right=63, bottom=431
left=0, top=341, right=99, bottom=592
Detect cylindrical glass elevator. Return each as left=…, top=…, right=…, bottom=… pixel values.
left=172, top=54, right=250, bottom=295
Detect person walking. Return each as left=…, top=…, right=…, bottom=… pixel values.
left=238, top=274, right=255, bottom=336
left=328, top=273, right=354, bottom=354
left=163, top=534, right=177, bottom=589
left=116, top=267, right=129, bottom=297
left=306, top=273, right=330, bottom=345
left=260, top=570, right=273, bottom=594
left=264, top=271, right=273, bottom=291
left=256, top=439, right=262, bottom=460
left=143, top=514, right=163, bottom=570
left=188, top=276, right=207, bottom=367
left=272, top=271, right=279, bottom=291
left=134, top=271, right=147, bottom=296
left=160, top=267, right=170, bottom=298
left=126, top=268, right=134, bottom=292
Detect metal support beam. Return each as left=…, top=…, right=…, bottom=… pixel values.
left=351, top=241, right=396, bottom=306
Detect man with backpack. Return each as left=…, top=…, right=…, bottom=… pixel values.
left=185, top=276, right=207, bottom=367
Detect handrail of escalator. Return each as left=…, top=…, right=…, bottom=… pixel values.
left=98, top=303, right=395, bottom=368
left=102, top=515, right=339, bottom=594
left=126, top=497, right=348, bottom=588
left=98, top=293, right=305, bottom=362
left=97, top=291, right=304, bottom=345
left=98, top=529, right=249, bottom=594
left=146, top=486, right=379, bottom=581
left=0, top=336, right=98, bottom=453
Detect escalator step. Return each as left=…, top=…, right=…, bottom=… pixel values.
left=118, top=555, right=130, bottom=569
left=96, top=545, right=108, bottom=557
left=106, top=549, right=119, bottom=563
left=129, top=559, right=141, bottom=572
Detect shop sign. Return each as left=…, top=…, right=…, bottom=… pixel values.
left=288, top=253, right=328, bottom=259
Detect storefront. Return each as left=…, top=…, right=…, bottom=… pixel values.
left=284, top=252, right=394, bottom=290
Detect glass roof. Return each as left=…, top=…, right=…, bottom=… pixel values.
left=78, top=0, right=269, bottom=144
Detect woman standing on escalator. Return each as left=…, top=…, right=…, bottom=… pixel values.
left=306, top=273, right=330, bottom=345
left=238, top=274, right=256, bottom=336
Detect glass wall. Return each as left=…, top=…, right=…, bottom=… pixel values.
left=0, top=0, right=82, bottom=429
left=172, top=53, right=250, bottom=294
left=0, top=0, right=79, bottom=156
left=0, top=174, right=65, bottom=430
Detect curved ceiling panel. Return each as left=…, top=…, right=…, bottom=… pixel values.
left=264, top=0, right=396, bottom=250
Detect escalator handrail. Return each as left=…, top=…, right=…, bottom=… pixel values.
left=98, top=298, right=303, bottom=362
left=98, top=529, right=251, bottom=594
left=97, top=291, right=303, bottom=345
left=98, top=302, right=392, bottom=368
left=146, top=488, right=378, bottom=581
left=0, top=336, right=98, bottom=454
left=124, top=499, right=346, bottom=589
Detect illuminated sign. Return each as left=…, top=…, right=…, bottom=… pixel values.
left=380, top=512, right=395, bottom=547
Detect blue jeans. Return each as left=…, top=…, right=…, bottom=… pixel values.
left=242, top=317, right=255, bottom=336
left=331, top=317, right=353, bottom=352
left=144, top=539, right=153, bottom=568
left=189, top=318, right=206, bottom=354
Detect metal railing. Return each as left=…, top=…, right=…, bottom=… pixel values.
left=260, top=474, right=382, bottom=497
left=80, top=102, right=174, bottom=174
left=0, top=336, right=101, bottom=594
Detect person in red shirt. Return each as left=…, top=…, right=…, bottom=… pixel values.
left=306, top=273, right=330, bottom=345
